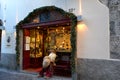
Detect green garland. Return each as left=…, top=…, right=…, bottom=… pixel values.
left=16, top=6, right=77, bottom=73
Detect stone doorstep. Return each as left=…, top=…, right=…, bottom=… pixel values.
left=21, top=71, right=72, bottom=80
left=37, top=76, right=72, bottom=80
left=0, top=68, right=72, bottom=80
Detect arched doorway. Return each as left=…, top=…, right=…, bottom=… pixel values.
left=16, top=6, right=77, bottom=77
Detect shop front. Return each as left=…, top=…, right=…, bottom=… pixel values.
left=16, top=6, right=77, bottom=77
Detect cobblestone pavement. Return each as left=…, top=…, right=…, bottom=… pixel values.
left=0, top=68, right=72, bottom=80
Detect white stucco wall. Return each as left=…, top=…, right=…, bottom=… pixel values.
left=0, top=0, right=110, bottom=60
left=0, top=0, right=80, bottom=54
left=77, top=0, right=110, bottom=59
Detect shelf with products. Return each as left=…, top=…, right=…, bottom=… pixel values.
left=45, top=26, right=71, bottom=52
left=29, top=29, right=43, bottom=58
left=44, top=26, right=72, bottom=74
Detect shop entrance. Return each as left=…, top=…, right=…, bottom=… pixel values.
left=16, top=6, right=77, bottom=77
left=23, top=24, right=72, bottom=76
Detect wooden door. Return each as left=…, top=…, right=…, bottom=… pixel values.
left=23, top=29, right=30, bottom=69
left=29, top=29, right=43, bottom=68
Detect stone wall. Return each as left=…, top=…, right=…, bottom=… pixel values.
left=77, top=58, right=120, bottom=80
left=0, top=54, right=17, bottom=70
left=109, top=0, right=120, bottom=59
left=99, top=0, right=108, bottom=6
left=99, top=0, right=120, bottom=59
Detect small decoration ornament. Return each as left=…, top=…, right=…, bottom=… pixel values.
left=6, top=33, right=12, bottom=47
left=7, top=36, right=10, bottom=43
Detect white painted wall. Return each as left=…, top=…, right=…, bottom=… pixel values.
left=0, top=0, right=80, bottom=54
left=77, top=0, right=110, bottom=59
left=0, top=0, right=110, bottom=60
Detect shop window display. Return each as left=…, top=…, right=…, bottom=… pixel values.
left=23, top=26, right=71, bottom=69
left=30, top=29, right=43, bottom=58
left=45, top=26, right=71, bottom=52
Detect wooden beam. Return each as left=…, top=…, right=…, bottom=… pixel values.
left=22, top=19, right=71, bottom=29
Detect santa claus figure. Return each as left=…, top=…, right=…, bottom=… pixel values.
left=48, top=49, right=57, bottom=76
left=38, top=49, right=57, bottom=78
